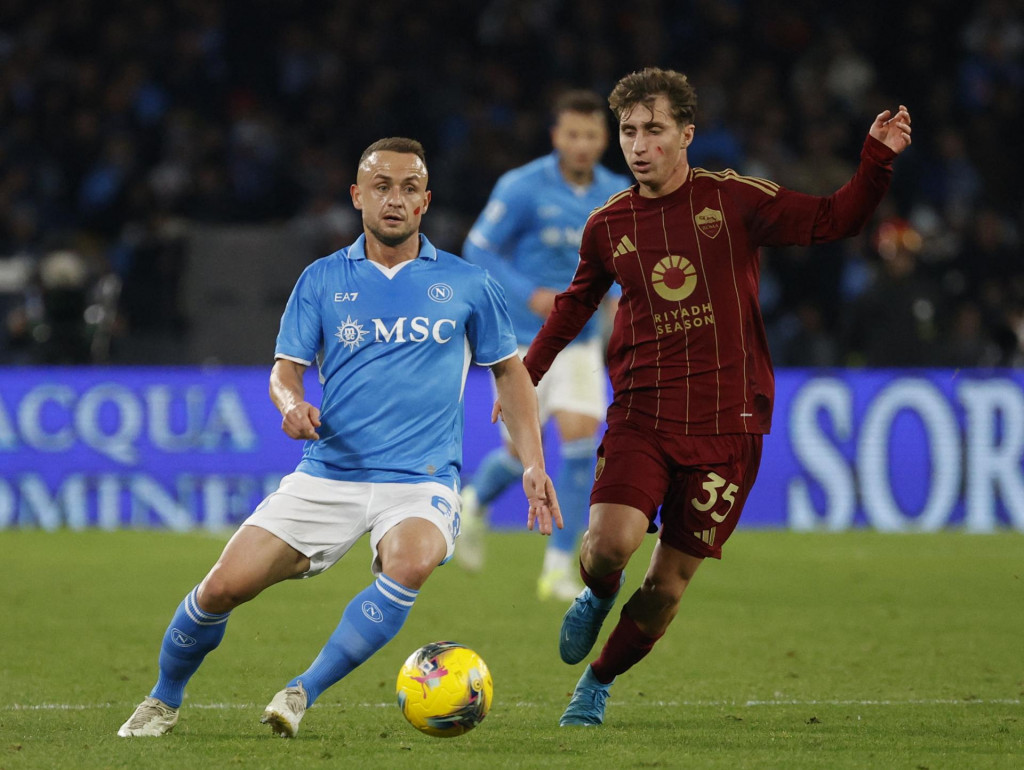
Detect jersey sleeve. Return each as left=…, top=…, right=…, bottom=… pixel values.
left=523, top=219, right=615, bottom=384
left=745, top=135, right=896, bottom=248
left=462, top=175, right=540, bottom=306
left=467, top=270, right=519, bottom=366
left=274, top=262, right=324, bottom=364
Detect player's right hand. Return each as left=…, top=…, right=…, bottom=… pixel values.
left=523, top=466, right=563, bottom=535
left=282, top=402, right=321, bottom=440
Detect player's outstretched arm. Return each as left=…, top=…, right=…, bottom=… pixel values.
left=869, top=105, right=912, bottom=154
left=270, top=358, right=321, bottom=440
left=489, top=355, right=563, bottom=534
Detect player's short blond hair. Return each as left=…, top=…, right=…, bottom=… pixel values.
left=609, top=67, right=697, bottom=127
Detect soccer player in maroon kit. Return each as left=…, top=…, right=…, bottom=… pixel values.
left=520, top=67, right=913, bottom=726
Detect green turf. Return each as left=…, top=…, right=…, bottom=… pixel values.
left=1, top=528, right=1021, bottom=769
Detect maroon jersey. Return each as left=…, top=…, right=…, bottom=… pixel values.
left=524, top=135, right=897, bottom=435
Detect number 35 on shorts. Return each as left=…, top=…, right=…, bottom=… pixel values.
left=690, top=472, right=739, bottom=523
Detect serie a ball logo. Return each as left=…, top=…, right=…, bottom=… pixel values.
left=395, top=641, right=493, bottom=737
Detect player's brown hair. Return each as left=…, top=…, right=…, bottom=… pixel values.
left=608, top=67, right=697, bottom=127
left=358, top=137, right=427, bottom=168
left=552, top=89, right=607, bottom=121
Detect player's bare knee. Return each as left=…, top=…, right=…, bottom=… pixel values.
left=197, top=571, right=252, bottom=613
left=382, top=559, right=435, bottom=590
left=584, top=532, right=633, bottom=571
left=638, top=573, right=685, bottom=609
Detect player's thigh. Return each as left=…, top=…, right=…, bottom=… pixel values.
left=242, top=471, right=374, bottom=578
left=370, top=482, right=459, bottom=587
left=199, top=525, right=309, bottom=610
left=591, top=421, right=671, bottom=525
left=497, top=342, right=607, bottom=446
left=660, top=434, right=764, bottom=560
left=552, top=409, right=601, bottom=443
left=376, top=517, right=448, bottom=589
left=544, top=340, right=607, bottom=423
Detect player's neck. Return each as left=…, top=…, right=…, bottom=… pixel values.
left=638, top=160, right=690, bottom=199
left=364, top=233, right=420, bottom=268
left=559, top=162, right=594, bottom=188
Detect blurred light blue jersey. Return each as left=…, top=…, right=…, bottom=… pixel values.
left=463, top=152, right=630, bottom=345
left=275, top=234, right=518, bottom=487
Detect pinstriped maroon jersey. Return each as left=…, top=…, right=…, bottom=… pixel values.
left=524, top=135, right=897, bottom=435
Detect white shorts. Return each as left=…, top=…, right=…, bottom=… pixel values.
left=498, top=340, right=607, bottom=439
left=243, top=472, right=460, bottom=578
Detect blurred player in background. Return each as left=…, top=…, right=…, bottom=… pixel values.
left=520, top=68, right=912, bottom=726
left=460, top=90, right=630, bottom=601
left=118, top=137, right=561, bottom=739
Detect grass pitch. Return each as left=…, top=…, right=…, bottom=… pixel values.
left=1, top=528, right=1021, bottom=769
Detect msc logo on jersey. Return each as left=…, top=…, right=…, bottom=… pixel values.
left=374, top=317, right=457, bottom=344
left=695, top=207, right=723, bottom=239
left=335, top=315, right=458, bottom=348
left=336, top=316, right=369, bottom=350
left=651, top=255, right=698, bottom=301
left=540, top=225, right=584, bottom=248
left=428, top=283, right=453, bottom=302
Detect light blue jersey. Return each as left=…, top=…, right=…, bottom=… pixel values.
left=275, top=234, right=517, bottom=488
left=463, top=152, right=630, bottom=345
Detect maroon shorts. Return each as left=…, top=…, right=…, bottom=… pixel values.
left=591, top=421, right=763, bottom=559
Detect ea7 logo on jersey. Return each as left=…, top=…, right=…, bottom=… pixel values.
left=695, top=207, right=723, bottom=239
left=334, top=292, right=359, bottom=301
left=374, top=317, right=457, bottom=344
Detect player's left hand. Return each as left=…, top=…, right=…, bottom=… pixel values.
left=490, top=397, right=502, bottom=424
left=869, top=105, right=912, bottom=154
left=523, top=465, right=563, bottom=535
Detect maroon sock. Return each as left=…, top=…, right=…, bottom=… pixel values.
left=590, top=608, right=663, bottom=684
left=580, top=562, right=623, bottom=599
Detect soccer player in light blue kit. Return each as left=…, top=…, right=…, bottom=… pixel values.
left=118, top=137, right=561, bottom=739
left=460, top=90, right=630, bottom=601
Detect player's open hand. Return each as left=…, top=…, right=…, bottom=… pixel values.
left=869, top=105, right=912, bottom=154
left=523, top=465, right=563, bottom=535
left=282, top=401, right=321, bottom=440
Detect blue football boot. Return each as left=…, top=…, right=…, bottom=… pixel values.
left=559, top=665, right=613, bottom=726
left=558, top=572, right=625, bottom=664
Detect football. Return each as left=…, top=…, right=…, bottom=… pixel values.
left=395, top=641, right=493, bottom=737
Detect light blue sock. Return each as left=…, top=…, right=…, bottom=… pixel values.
left=551, top=437, right=596, bottom=553
left=290, top=574, right=418, bottom=706
left=472, top=447, right=524, bottom=506
left=150, top=586, right=231, bottom=708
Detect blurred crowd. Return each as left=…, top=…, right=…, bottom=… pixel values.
left=0, top=0, right=1021, bottom=366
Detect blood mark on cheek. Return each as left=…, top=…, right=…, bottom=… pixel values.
left=413, top=207, right=421, bottom=215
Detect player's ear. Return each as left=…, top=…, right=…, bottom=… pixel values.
left=682, top=123, right=695, bottom=148
left=421, top=190, right=432, bottom=214
left=350, top=183, right=362, bottom=210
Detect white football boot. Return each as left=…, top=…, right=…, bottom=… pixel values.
left=117, top=696, right=179, bottom=737
left=261, top=682, right=308, bottom=738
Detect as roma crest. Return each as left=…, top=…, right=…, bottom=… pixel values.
left=695, top=207, right=723, bottom=239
